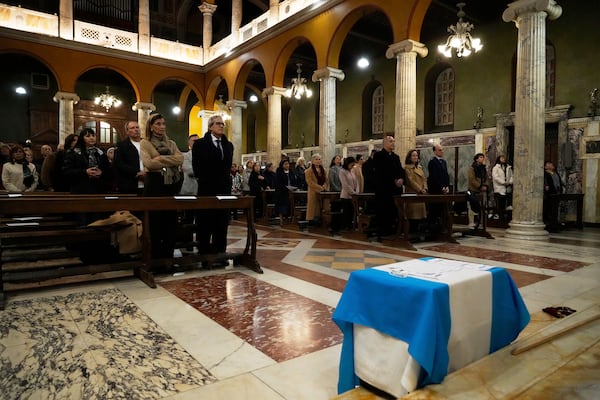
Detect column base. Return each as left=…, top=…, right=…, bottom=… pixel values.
left=505, top=221, right=549, bottom=241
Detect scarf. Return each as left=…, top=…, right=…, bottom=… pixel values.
left=86, top=146, right=101, bottom=168
left=472, top=162, right=487, bottom=187
left=311, top=164, right=326, bottom=186
left=150, top=134, right=180, bottom=185
left=21, top=161, right=34, bottom=188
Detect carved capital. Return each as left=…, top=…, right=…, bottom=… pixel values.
left=386, top=40, right=428, bottom=59
left=226, top=99, right=247, bottom=110
left=503, top=0, right=562, bottom=23
left=53, top=91, right=80, bottom=104
left=262, top=86, right=287, bottom=98
left=311, top=67, right=345, bottom=83
left=132, top=102, right=156, bottom=112
left=199, top=2, right=217, bottom=15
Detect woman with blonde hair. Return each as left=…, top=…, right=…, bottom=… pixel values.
left=304, top=153, right=329, bottom=224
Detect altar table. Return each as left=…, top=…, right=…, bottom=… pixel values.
left=332, top=257, right=530, bottom=397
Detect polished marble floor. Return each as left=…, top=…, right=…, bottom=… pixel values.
left=1, top=222, right=599, bottom=399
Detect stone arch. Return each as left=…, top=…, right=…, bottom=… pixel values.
left=233, top=59, right=265, bottom=100
left=206, top=75, right=228, bottom=110
left=272, top=36, right=317, bottom=88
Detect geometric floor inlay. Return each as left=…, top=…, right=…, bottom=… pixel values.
left=303, top=250, right=398, bottom=271
left=0, top=289, right=215, bottom=400
left=160, top=272, right=343, bottom=362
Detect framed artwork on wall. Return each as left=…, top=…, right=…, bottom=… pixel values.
left=581, top=135, right=600, bottom=159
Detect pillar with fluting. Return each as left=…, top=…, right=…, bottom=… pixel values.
left=269, top=0, right=280, bottom=20
left=59, top=0, right=73, bottom=40
left=262, top=86, right=287, bottom=164
left=199, top=2, right=217, bottom=63
left=138, top=0, right=150, bottom=55
left=227, top=99, right=247, bottom=165
left=53, top=91, right=79, bottom=145
left=503, top=0, right=562, bottom=240
left=132, top=102, right=156, bottom=135
left=312, top=67, right=345, bottom=169
left=385, top=40, right=428, bottom=160
left=231, top=0, right=242, bottom=38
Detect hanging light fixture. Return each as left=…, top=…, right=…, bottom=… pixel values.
left=437, top=3, right=483, bottom=58
left=215, top=95, right=231, bottom=121
left=94, top=86, right=122, bottom=111
left=285, top=63, right=313, bottom=100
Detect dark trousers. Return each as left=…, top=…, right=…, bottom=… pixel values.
left=340, top=198, right=355, bottom=229
left=375, top=195, right=398, bottom=236
left=196, top=208, right=230, bottom=254
left=144, top=172, right=179, bottom=259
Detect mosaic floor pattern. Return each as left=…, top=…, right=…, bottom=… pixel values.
left=0, top=288, right=215, bottom=400
left=160, top=272, right=343, bottom=363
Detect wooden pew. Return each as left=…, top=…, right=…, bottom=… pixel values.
left=0, top=194, right=261, bottom=309
left=392, top=193, right=493, bottom=250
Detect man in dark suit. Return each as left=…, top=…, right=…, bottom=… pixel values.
left=192, top=115, right=233, bottom=263
left=427, top=144, right=450, bottom=195
left=373, top=135, right=405, bottom=238
left=114, top=120, right=145, bottom=194
left=427, top=143, right=451, bottom=226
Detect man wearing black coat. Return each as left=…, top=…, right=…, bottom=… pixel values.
left=427, top=144, right=451, bottom=226
left=373, top=135, right=405, bottom=238
left=114, top=120, right=145, bottom=194
left=192, top=115, right=233, bottom=260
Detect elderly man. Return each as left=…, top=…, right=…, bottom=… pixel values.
left=373, top=135, right=405, bottom=239
left=192, top=115, right=233, bottom=266
left=114, top=120, right=145, bottom=195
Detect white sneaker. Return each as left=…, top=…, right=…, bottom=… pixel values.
left=506, top=206, right=513, bottom=211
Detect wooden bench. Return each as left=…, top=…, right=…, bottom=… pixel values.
left=0, top=194, right=261, bottom=309
left=392, top=193, right=493, bottom=250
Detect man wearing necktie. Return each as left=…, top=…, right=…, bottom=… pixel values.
left=192, top=115, right=233, bottom=265
left=427, top=144, right=451, bottom=228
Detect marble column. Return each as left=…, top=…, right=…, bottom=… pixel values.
left=199, top=2, right=217, bottom=63
left=385, top=40, right=428, bottom=160
left=503, top=0, right=562, bottom=240
left=132, top=102, right=156, bottom=135
left=269, top=0, right=280, bottom=19
left=312, top=67, right=345, bottom=170
left=52, top=91, right=79, bottom=145
left=59, top=0, right=73, bottom=40
left=262, top=86, right=287, bottom=164
left=198, top=109, right=217, bottom=134
left=138, top=0, right=150, bottom=55
left=232, top=0, right=242, bottom=39
left=227, top=99, right=247, bottom=165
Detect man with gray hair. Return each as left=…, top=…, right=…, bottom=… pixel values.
left=192, top=115, right=233, bottom=266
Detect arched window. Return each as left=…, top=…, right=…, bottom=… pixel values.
left=372, top=85, right=384, bottom=134
left=435, top=68, right=454, bottom=126
left=361, top=80, right=384, bottom=140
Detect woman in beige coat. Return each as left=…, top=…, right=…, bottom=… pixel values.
left=404, top=149, right=428, bottom=221
left=304, top=153, right=329, bottom=222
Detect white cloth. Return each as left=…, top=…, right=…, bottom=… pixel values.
left=354, top=258, right=493, bottom=397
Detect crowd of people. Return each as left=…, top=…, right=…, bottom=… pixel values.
left=3, top=126, right=568, bottom=258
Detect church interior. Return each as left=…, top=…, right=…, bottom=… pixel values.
left=0, top=0, right=599, bottom=399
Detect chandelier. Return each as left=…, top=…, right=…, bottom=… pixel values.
left=285, top=63, right=313, bottom=100
left=94, top=86, right=122, bottom=111
left=215, top=95, right=231, bottom=121
left=437, top=3, right=483, bottom=58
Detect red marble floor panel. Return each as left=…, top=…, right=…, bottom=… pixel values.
left=160, top=272, right=343, bottom=363
left=422, top=244, right=588, bottom=272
